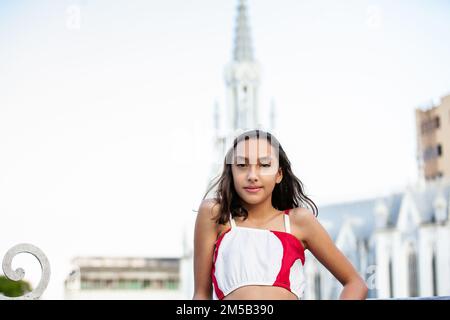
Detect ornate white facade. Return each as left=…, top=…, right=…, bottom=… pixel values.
left=305, top=178, right=450, bottom=299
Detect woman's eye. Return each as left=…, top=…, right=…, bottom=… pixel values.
left=236, top=163, right=270, bottom=167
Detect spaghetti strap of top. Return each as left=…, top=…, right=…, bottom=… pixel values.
left=229, top=209, right=291, bottom=233
left=284, top=210, right=291, bottom=233
left=229, top=214, right=236, bottom=228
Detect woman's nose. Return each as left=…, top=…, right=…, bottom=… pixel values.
left=247, top=165, right=259, bottom=181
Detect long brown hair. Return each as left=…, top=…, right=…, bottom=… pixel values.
left=203, top=129, right=318, bottom=225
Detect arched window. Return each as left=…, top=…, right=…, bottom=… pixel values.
left=388, top=258, right=394, bottom=298
left=408, top=246, right=419, bottom=297
left=314, top=272, right=321, bottom=300
left=432, top=252, right=438, bottom=296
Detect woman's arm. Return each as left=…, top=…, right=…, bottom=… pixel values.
left=292, top=208, right=368, bottom=300
left=192, top=199, right=220, bottom=300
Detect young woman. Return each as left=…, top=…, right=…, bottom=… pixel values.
left=193, top=129, right=368, bottom=300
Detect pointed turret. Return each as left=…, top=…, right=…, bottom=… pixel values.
left=233, top=0, right=254, bottom=62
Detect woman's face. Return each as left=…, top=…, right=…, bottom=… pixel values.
left=231, top=138, right=283, bottom=206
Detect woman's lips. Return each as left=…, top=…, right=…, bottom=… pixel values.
left=244, top=187, right=262, bottom=193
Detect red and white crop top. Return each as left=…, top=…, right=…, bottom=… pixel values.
left=211, top=208, right=306, bottom=300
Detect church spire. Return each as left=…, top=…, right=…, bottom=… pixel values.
left=233, top=0, right=254, bottom=62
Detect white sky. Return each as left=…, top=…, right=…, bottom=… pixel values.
left=1, top=0, right=450, bottom=299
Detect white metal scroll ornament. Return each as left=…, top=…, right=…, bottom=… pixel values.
left=0, top=243, right=51, bottom=300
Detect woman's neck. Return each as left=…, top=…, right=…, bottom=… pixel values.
left=242, top=197, right=278, bottom=222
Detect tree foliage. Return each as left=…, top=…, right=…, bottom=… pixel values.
left=0, top=275, right=32, bottom=297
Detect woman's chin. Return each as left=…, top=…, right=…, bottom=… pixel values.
left=240, top=195, right=263, bottom=205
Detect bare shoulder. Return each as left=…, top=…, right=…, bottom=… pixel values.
left=196, top=199, right=222, bottom=237
left=290, top=207, right=317, bottom=225
left=198, top=198, right=220, bottom=214
left=289, top=207, right=318, bottom=250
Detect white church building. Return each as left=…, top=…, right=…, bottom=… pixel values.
left=304, top=179, right=450, bottom=299
left=180, top=0, right=450, bottom=300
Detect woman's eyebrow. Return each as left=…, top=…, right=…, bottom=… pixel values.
left=235, top=156, right=273, bottom=161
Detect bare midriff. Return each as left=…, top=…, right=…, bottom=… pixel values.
left=222, top=285, right=298, bottom=300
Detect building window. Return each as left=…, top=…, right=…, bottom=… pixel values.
left=165, top=280, right=178, bottom=290
left=408, top=247, right=419, bottom=297
left=437, top=144, right=442, bottom=157
left=421, top=116, right=440, bottom=134
left=388, top=259, right=394, bottom=298
left=423, top=146, right=434, bottom=161
left=314, top=272, right=321, bottom=300
left=432, top=253, right=438, bottom=296
left=423, top=144, right=443, bottom=161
